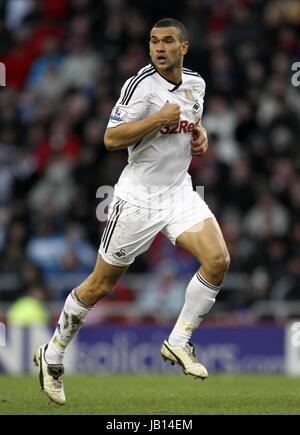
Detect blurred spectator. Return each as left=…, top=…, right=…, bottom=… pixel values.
left=5, top=0, right=35, bottom=30
left=136, top=260, right=185, bottom=322
left=7, top=286, right=49, bottom=326
left=243, top=192, right=289, bottom=239
left=34, top=118, right=80, bottom=172
left=203, top=96, right=239, bottom=164
left=29, top=158, right=75, bottom=213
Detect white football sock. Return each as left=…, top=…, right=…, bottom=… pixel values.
left=168, top=272, right=222, bottom=348
left=45, top=289, right=92, bottom=364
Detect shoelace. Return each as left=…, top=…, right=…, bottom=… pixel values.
left=47, top=373, right=63, bottom=391
left=184, top=343, right=199, bottom=364
left=53, top=378, right=63, bottom=390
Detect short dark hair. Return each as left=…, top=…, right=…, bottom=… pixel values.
left=152, top=18, right=187, bottom=41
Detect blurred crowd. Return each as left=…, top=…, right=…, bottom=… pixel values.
left=0, top=0, right=299, bottom=322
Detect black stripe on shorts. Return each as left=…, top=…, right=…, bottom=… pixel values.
left=101, top=200, right=121, bottom=247
left=103, top=200, right=125, bottom=253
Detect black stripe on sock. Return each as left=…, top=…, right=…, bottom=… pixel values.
left=71, top=289, right=93, bottom=309
left=196, top=273, right=221, bottom=291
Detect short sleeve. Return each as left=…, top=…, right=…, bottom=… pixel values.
left=192, top=77, right=206, bottom=119
left=107, top=77, right=149, bottom=128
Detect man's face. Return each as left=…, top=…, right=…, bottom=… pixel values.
left=149, top=27, right=188, bottom=72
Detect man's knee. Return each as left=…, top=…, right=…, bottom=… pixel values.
left=205, top=251, right=230, bottom=276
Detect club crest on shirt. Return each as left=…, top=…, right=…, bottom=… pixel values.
left=192, top=100, right=200, bottom=113
left=110, top=107, right=127, bottom=123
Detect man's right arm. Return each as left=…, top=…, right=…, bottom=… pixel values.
left=104, top=102, right=181, bottom=151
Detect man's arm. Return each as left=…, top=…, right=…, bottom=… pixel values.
left=104, top=102, right=181, bottom=151
left=191, top=122, right=208, bottom=157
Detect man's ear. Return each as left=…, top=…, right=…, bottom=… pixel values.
left=182, top=41, right=189, bottom=55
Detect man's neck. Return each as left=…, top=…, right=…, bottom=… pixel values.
left=156, top=66, right=182, bottom=85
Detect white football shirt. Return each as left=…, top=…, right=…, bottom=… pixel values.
left=107, top=64, right=206, bottom=209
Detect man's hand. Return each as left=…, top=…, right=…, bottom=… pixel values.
left=158, top=101, right=181, bottom=126
left=191, top=122, right=208, bottom=156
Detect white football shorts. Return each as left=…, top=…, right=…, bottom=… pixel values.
left=98, top=187, right=214, bottom=266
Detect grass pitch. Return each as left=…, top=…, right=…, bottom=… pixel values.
left=1, top=374, right=300, bottom=415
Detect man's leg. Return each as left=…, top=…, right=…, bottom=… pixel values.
left=34, top=255, right=127, bottom=404
left=161, top=217, right=230, bottom=378
left=46, top=255, right=128, bottom=363
left=170, top=216, right=230, bottom=343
